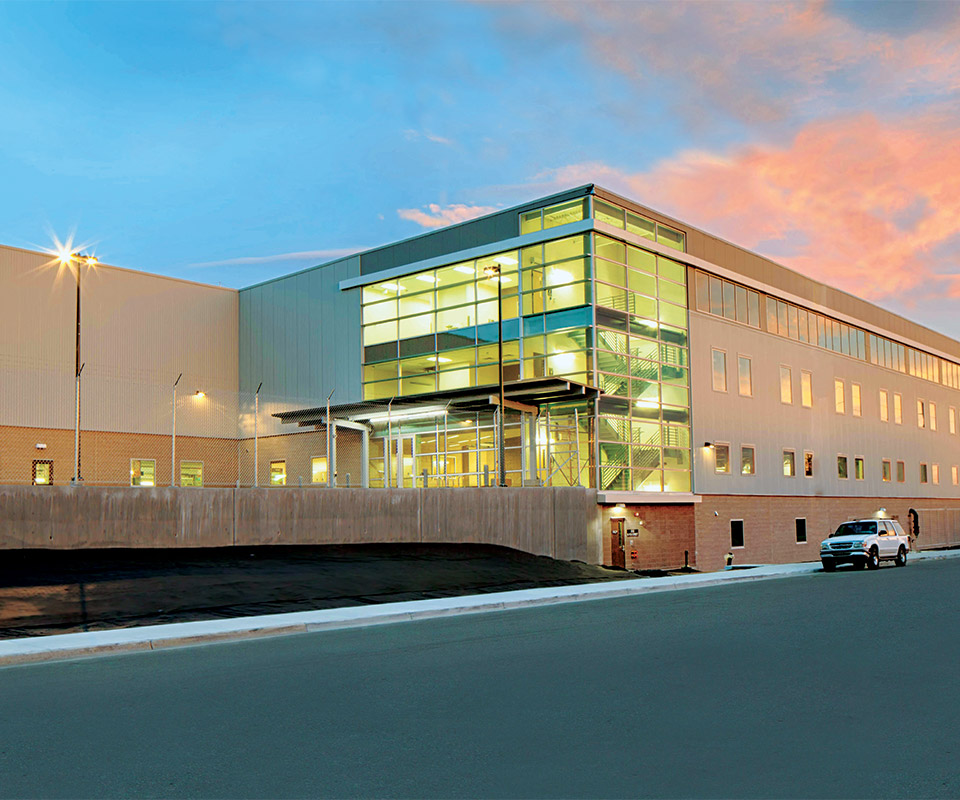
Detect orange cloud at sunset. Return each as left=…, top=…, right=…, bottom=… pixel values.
left=398, top=203, right=498, bottom=229
left=548, top=113, right=960, bottom=306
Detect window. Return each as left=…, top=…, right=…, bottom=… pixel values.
left=952, top=465, right=958, bottom=486
left=795, top=518, right=807, bottom=544
left=930, top=402, right=938, bottom=431
left=714, top=444, right=730, bottom=474
left=730, top=519, right=744, bottom=548
left=311, top=457, right=328, bottom=484
left=834, top=379, right=845, bottom=414
left=741, top=445, right=755, bottom=476
left=880, top=390, right=889, bottom=422
left=804, top=451, right=814, bottom=478
left=712, top=349, right=727, bottom=392
left=837, top=455, right=848, bottom=480
left=882, top=459, right=892, bottom=482
left=738, top=356, right=752, bottom=396
left=854, top=456, right=864, bottom=480
left=783, top=449, right=796, bottom=477
left=852, top=383, right=861, bottom=417
left=801, top=370, right=813, bottom=408
left=950, top=407, right=956, bottom=435
left=270, top=461, right=287, bottom=486
left=130, top=459, right=156, bottom=487
left=897, top=460, right=906, bottom=482
left=917, top=399, right=926, bottom=428
left=780, top=366, right=793, bottom=404
left=894, top=393, right=902, bottom=424
left=180, top=461, right=203, bottom=487
left=32, top=460, right=53, bottom=486
left=933, top=464, right=940, bottom=484
left=920, top=463, right=929, bottom=484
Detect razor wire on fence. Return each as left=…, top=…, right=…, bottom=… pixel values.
left=0, top=363, right=591, bottom=489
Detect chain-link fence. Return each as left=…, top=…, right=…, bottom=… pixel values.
left=1, top=363, right=592, bottom=488
left=912, top=508, right=960, bottom=550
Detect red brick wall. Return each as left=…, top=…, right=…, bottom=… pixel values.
left=695, top=494, right=960, bottom=571
left=600, top=503, right=696, bottom=570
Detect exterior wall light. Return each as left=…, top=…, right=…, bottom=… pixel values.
left=703, top=442, right=714, bottom=448
left=194, top=391, right=206, bottom=399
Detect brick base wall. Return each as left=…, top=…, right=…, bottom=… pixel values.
left=600, top=503, right=696, bottom=570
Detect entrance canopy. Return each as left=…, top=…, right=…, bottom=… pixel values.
left=274, top=377, right=600, bottom=427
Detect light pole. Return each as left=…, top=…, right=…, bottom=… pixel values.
left=254, top=381, right=262, bottom=487
left=483, top=264, right=507, bottom=487
left=171, top=373, right=182, bottom=486
left=56, top=249, right=97, bottom=485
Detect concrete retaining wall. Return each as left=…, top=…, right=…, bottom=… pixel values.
left=0, top=485, right=600, bottom=563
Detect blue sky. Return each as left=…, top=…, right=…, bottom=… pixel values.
left=1, top=1, right=959, bottom=336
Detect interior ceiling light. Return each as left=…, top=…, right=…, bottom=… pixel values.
left=453, top=265, right=475, bottom=275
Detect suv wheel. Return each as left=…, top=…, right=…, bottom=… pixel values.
left=822, top=560, right=836, bottom=572
left=895, top=546, right=907, bottom=567
left=867, top=547, right=880, bottom=570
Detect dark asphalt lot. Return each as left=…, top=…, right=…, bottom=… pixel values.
left=0, top=557, right=958, bottom=799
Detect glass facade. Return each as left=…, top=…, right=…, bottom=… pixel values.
left=357, top=199, right=692, bottom=493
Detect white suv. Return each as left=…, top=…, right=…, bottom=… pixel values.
left=820, top=519, right=910, bottom=571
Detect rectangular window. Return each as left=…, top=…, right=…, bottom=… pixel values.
left=311, top=457, right=328, bottom=484
left=852, top=383, right=861, bottom=417
left=837, top=455, right=848, bottom=480
left=715, top=444, right=730, bottom=474
left=930, top=402, right=938, bottom=431
left=917, top=399, right=926, bottom=428
left=953, top=465, right=958, bottom=486
left=738, top=356, right=752, bottom=396
left=730, top=519, right=744, bottom=549
left=712, top=349, right=727, bottom=392
left=801, top=370, right=812, bottom=408
left=951, top=407, right=957, bottom=435
left=795, top=518, right=807, bottom=544
left=854, top=456, right=864, bottom=480
left=882, top=459, right=892, bottom=482
left=834, top=379, right=845, bottom=414
left=180, top=461, right=203, bottom=487
left=933, top=464, right=940, bottom=484
left=894, top=393, right=902, bottom=424
left=880, top=390, right=889, bottom=422
left=270, top=460, right=287, bottom=486
left=920, top=463, right=928, bottom=484
left=741, top=445, right=755, bottom=476
left=780, top=366, right=793, bottom=404
left=783, top=449, right=796, bottom=477
left=130, top=458, right=156, bottom=487
left=804, top=451, right=814, bottom=478
left=32, top=460, right=53, bottom=486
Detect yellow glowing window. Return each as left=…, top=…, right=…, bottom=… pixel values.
left=32, top=460, right=52, bottom=485
left=270, top=461, right=286, bottom=486
left=180, top=461, right=203, bottom=487
left=311, top=457, right=327, bottom=484
left=131, top=458, right=156, bottom=487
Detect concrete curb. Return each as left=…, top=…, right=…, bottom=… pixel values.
left=2, top=550, right=957, bottom=668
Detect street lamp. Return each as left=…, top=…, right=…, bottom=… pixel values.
left=56, top=248, right=98, bottom=484
left=483, top=263, right=507, bottom=487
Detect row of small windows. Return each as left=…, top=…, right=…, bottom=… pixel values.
left=710, top=445, right=958, bottom=486
left=693, top=268, right=960, bottom=397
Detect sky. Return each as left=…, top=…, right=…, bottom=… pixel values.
left=1, top=1, right=959, bottom=334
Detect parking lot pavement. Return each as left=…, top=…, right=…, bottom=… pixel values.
left=0, top=543, right=637, bottom=638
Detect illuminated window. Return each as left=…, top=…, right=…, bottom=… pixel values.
left=741, top=446, right=755, bottom=476
left=950, top=407, right=956, bottom=435
left=852, top=383, right=861, bottom=417
left=882, top=459, right=892, bottom=482
left=854, top=456, right=864, bottom=480
left=952, top=465, right=958, bottom=485
left=270, top=461, right=286, bottom=486
left=32, top=460, right=53, bottom=486
left=930, top=402, right=938, bottom=431
left=131, top=458, right=156, bottom=487
left=834, top=379, right=845, bottom=414
left=894, top=393, right=902, bottom=424
left=311, top=457, right=328, bottom=484
left=180, top=461, right=203, bottom=487
left=780, top=366, right=793, bottom=404
left=920, top=463, right=929, bottom=484
left=801, top=370, right=813, bottom=408
left=932, top=464, right=940, bottom=484
left=803, top=451, right=814, bottom=478
left=783, top=449, right=796, bottom=477
left=880, top=390, right=889, bottom=422
left=917, top=399, right=926, bottom=428
left=837, top=455, right=848, bottom=480
left=714, top=444, right=730, bottom=474
left=897, top=460, right=905, bottom=482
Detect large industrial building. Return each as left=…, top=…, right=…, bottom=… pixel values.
left=4, top=184, right=960, bottom=569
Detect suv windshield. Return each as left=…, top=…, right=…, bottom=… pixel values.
left=832, top=521, right=877, bottom=538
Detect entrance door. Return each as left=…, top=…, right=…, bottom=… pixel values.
left=396, top=435, right=416, bottom=488
left=610, top=518, right=626, bottom=568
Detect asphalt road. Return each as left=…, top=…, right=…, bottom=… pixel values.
left=1, top=558, right=958, bottom=799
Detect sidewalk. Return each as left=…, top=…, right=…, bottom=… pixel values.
left=1, top=550, right=957, bottom=667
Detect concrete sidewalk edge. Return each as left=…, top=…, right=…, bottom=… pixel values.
left=2, top=549, right=957, bottom=667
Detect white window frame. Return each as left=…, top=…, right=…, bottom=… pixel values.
left=783, top=448, right=797, bottom=478
left=737, top=354, right=753, bottom=397
left=879, top=389, right=889, bottom=422
left=854, top=455, right=865, bottom=481
left=800, top=370, right=813, bottom=408
left=179, top=460, right=204, bottom=488
left=740, top=444, right=756, bottom=476
left=894, top=392, right=903, bottom=424
left=714, top=442, right=731, bottom=474
left=803, top=450, right=814, bottom=478
left=882, top=458, right=892, bottom=482
left=795, top=517, right=807, bottom=545
left=730, top=518, right=745, bottom=549
left=930, top=402, right=938, bottom=431
left=837, top=454, right=849, bottom=480
left=780, top=365, right=793, bottom=405
left=852, top=383, right=861, bottom=417
left=834, top=378, right=845, bottom=414
left=712, top=348, right=728, bottom=393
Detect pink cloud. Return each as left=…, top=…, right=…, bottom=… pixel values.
left=548, top=113, right=960, bottom=305
left=398, top=203, right=498, bottom=229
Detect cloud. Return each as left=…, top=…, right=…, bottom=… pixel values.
left=189, top=248, right=362, bottom=268
left=403, top=129, right=454, bottom=146
left=398, top=203, right=498, bottom=229
left=538, top=0, right=960, bottom=128
left=545, top=113, right=960, bottom=306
